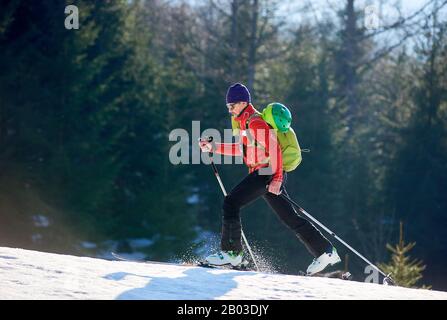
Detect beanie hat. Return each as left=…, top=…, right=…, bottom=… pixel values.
left=226, top=83, right=251, bottom=104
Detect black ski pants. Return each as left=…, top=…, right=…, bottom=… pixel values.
left=221, top=170, right=332, bottom=257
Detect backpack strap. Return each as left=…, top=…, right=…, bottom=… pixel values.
left=242, top=113, right=268, bottom=161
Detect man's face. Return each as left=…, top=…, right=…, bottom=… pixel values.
left=226, top=102, right=247, bottom=116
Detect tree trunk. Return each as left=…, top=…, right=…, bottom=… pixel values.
left=230, top=0, right=239, bottom=80
left=247, top=0, right=258, bottom=93
left=345, top=0, right=358, bottom=136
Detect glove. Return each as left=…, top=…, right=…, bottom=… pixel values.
left=198, top=138, right=214, bottom=153
left=268, top=180, right=282, bottom=195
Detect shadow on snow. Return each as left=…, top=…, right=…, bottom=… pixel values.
left=104, top=267, right=256, bottom=300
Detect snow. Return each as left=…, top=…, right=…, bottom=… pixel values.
left=80, top=241, right=97, bottom=249
left=32, top=215, right=50, bottom=227
left=127, top=238, right=154, bottom=248
left=0, top=246, right=446, bottom=300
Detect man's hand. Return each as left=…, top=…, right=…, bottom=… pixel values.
left=268, top=180, right=282, bottom=195
left=198, top=138, right=214, bottom=153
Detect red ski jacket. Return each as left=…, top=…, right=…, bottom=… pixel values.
left=214, top=104, right=283, bottom=183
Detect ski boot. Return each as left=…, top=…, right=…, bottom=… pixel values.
left=306, top=246, right=341, bottom=275
left=204, top=250, right=244, bottom=267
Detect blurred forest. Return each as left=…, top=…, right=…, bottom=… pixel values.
left=0, top=0, right=446, bottom=289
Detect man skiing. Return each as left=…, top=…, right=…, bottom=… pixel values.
left=198, top=83, right=341, bottom=275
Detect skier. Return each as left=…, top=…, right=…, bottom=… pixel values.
left=198, top=83, right=341, bottom=275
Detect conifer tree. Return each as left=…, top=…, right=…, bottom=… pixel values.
left=379, top=222, right=429, bottom=288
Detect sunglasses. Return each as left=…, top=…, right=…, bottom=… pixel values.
left=226, top=103, right=238, bottom=109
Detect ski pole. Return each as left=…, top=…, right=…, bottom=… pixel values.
left=280, top=193, right=395, bottom=285
left=204, top=136, right=260, bottom=272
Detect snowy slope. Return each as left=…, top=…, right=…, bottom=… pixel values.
left=0, top=247, right=446, bottom=300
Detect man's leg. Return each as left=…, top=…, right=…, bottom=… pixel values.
left=221, top=170, right=270, bottom=252
left=263, top=188, right=332, bottom=258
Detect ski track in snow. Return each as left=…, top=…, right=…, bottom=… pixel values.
left=0, top=247, right=446, bottom=300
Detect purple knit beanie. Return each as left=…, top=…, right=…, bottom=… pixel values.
left=226, top=83, right=251, bottom=104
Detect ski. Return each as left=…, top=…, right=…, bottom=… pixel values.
left=111, top=252, right=195, bottom=266
left=196, top=260, right=253, bottom=271
left=112, top=252, right=352, bottom=276
left=111, top=252, right=253, bottom=271
left=298, top=270, right=353, bottom=281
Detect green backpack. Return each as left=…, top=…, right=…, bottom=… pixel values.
left=231, top=103, right=302, bottom=172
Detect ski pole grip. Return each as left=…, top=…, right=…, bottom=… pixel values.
left=197, top=136, right=213, bottom=142
left=199, top=136, right=216, bottom=157
left=204, top=136, right=216, bottom=154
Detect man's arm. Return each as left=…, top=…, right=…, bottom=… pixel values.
left=214, top=142, right=242, bottom=156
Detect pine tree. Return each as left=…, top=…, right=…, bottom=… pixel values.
left=379, top=222, right=429, bottom=289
